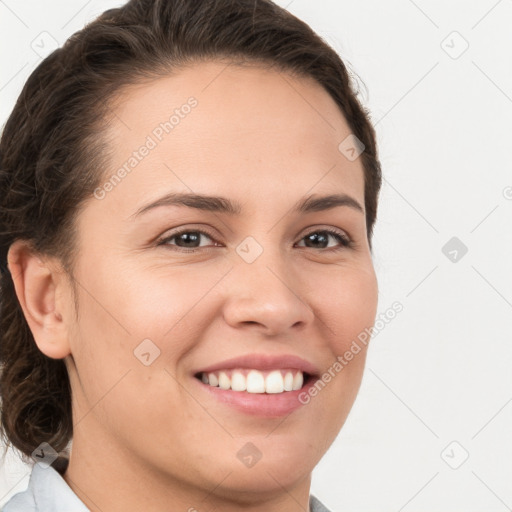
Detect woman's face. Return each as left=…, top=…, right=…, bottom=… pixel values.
left=61, top=60, right=378, bottom=504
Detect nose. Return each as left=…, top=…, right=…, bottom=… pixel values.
left=221, top=247, right=315, bottom=336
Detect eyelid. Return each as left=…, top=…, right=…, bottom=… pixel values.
left=298, top=225, right=353, bottom=249
left=156, top=225, right=219, bottom=246
left=156, top=224, right=354, bottom=250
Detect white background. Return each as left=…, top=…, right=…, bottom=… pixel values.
left=1, top=1, right=511, bottom=510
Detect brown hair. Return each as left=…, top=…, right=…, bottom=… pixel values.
left=0, top=0, right=382, bottom=464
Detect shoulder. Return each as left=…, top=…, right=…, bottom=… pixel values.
left=2, top=460, right=88, bottom=512
left=310, top=494, right=334, bottom=512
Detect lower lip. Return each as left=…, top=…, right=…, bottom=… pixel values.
left=192, top=376, right=314, bottom=417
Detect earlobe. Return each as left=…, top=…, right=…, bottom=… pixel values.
left=7, top=239, right=72, bottom=360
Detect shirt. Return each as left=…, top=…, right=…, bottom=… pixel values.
left=2, top=458, right=333, bottom=512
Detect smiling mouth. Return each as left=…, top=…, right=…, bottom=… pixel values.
left=194, top=368, right=313, bottom=394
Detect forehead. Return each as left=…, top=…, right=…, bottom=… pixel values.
left=96, top=60, right=365, bottom=217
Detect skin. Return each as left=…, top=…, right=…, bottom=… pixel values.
left=8, top=60, right=378, bottom=512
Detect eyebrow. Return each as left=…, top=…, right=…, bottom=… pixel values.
left=130, top=191, right=364, bottom=219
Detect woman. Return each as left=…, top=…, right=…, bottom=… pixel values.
left=0, top=0, right=382, bottom=510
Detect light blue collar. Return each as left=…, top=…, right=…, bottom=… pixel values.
left=2, top=462, right=89, bottom=512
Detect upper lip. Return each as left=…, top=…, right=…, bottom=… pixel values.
left=194, top=353, right=320, bottom=376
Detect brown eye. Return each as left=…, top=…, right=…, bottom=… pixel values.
left=157, top=229, right=219, bottom=251
left=157, top=227, right=352, bottom=253
left=296, top=229, right=352, bottom=251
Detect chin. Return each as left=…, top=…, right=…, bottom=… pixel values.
left=204, top=459, right=312, bottom=503
left=211, top=439, right=317, bottom=491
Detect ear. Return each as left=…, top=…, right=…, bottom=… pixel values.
left=7, top=239, right=72, bottom=359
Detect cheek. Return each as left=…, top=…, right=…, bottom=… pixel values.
left=308, top=265, right=377, bottom=425
left=81, top=253, right=228, bottom=336
left=313, top=263, right=378, bottom=350
left=121, top=259, right=234, bottom=342
left=68, top=253, right=234, bottom=410
left=309, top=263, right=376, bottom=392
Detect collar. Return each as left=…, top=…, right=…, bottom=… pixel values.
left=2, top=459, right=89, bottom=512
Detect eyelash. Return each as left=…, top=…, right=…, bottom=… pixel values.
left=156, top=227, right=354, bottom=253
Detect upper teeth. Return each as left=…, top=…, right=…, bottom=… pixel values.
left=200, top=369, right=304, bottom=394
